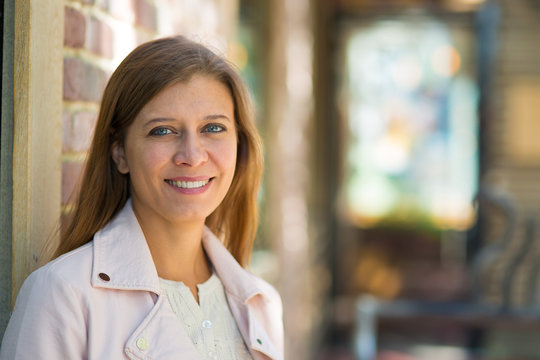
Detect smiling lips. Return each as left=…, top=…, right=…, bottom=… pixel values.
left=164, top=178, right=213, bottom=194
left=166, top=179, right=210, bottom=189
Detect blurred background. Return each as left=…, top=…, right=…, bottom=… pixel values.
left=2, top=0, right=540, bottom=359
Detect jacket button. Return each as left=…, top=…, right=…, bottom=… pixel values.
left=98, top=273, right=110, bottom=282
left=136, top=337, right=149, bottom=350
left=202, top=320, right=212, bottom=328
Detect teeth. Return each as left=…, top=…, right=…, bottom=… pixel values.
left=167, top=179, right=210, bottom=189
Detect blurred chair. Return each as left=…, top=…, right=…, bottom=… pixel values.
left=354, top=186, right=540, bottom=360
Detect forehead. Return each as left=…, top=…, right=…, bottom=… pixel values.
left=143, top=75, right=233, bottom=112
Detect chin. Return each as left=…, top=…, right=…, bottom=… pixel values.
left=166, top=209, right=212, bottom=225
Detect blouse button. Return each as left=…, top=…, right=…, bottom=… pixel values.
left=136, top=337, right=149, bottom=350
left=202, top=319, right=212, bottom=328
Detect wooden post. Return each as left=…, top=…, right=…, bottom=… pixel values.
left=12, top=0, right=63, bottom=304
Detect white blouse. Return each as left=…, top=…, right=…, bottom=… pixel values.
left=159, top=273, right=253, bottom=360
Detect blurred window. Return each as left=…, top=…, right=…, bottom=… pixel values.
left=340, top=17, right=479, bottom=231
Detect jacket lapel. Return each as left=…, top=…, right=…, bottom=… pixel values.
left=247, top=306, right=281, bottom=360
left=226, top=301, right=281, bottom=360
left=124, top=296, right=202, bottom=360
left=202, top=228, right=283, bottom=360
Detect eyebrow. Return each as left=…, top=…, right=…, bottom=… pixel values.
left=204, top=114, right=232, bottom=122
left=143, top=114, right=233, bottom=127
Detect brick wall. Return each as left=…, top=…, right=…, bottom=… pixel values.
left=62, top=0, right=237, bottom=215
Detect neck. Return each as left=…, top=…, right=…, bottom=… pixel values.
left=132, top=209, right=212, bottom=295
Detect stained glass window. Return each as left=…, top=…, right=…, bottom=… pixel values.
left=340, top=17, right=479, bottom=230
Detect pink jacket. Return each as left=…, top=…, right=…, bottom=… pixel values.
left=0, top=200, right=284, bottom=359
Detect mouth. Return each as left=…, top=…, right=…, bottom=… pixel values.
left=165, top=178, right=213, bottom=189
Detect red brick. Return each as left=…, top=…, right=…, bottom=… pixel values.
left=62, top=110, right=73, bottom=152
left=135, top=0, right=157, bottom=31
left=62, top=161, right=85, bottom=205
left=63, top=57, right=109, bottom=102
left=95, top=0, right=108, bottom=10
left=64, top=7, right=86, bottom=48
left=72, top=111, right=98, bottom=152
left=87, top=16, right=114, bottom=58
left=60, top=212, right=70, bottom=237
left=108, top=0, right=136, bottom=23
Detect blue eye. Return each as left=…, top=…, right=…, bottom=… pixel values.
left=205, top=124, right=225, bottom=133
left=149, top=127, right=172, bottom=136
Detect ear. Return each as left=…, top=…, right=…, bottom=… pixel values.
left=111, top=141, right=129, bottom=174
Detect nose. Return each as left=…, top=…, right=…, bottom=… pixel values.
left=173, top=132, right=208, bottom=167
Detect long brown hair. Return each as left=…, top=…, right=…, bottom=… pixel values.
left=56, top=36, right=263, bottom=267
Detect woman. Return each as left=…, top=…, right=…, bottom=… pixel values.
left=0, top=36, right=283, bottom=360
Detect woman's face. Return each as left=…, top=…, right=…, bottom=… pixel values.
left=112, top=75, right=237, bottom=228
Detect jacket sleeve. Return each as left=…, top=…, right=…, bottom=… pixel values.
left=0, top=266, right=88, bottom=359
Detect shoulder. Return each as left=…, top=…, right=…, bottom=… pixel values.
left=2, top=245, right=93, bottom=358
left=20, top=242, right=94, bottom=301
left=249, top=272, right=282, bottom=306
left=34, top=242, right=94, bottom=285
left=240, top=270, right=283, bottom=327
left=12, top=242, right=94, bottom=328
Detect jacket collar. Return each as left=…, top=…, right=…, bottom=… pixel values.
left=91, top=199, right=267, bottom=303
left=91, top=199, right=161, bottom=293
left=92, top=199, right=281, bottom=360
left=202, top=227, right=264, bottom=303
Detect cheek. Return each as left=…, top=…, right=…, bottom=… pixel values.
left=126, top=143, right=171, bottom=176
left=216, top=142, right=238, bottom=177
